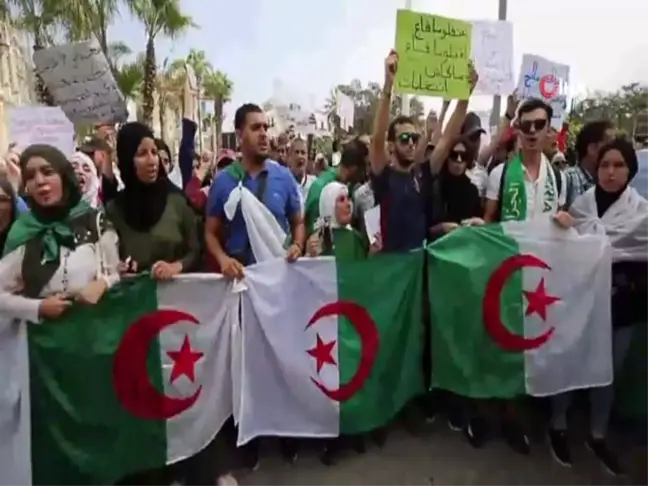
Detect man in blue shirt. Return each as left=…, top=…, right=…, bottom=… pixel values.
left=205, top=103, right=304, bottom=277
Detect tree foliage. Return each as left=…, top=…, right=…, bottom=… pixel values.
left=325, top=79, right=425, bottom=135
left=569, top=82, right=648, bottom=138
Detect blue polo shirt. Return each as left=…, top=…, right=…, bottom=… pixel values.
left=207, top=160, right=301, bottom=265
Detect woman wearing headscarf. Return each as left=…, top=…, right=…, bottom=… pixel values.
left=547, top=138, right=648, bottom=476
left=0, top=144, right=120, bottom=321
left=427, top=140, right=484, bottom=239
left=107, top=124, right=230, bottom=485
left=105, top=122, right=200, bottom=278
left=0, top=177, right=19, bottom=253
left=70, top=151, right=100, bottom=208
left=305, top=181, right=381, bottom=260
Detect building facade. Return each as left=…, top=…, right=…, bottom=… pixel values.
left=0, top=21, right=35, bottom=151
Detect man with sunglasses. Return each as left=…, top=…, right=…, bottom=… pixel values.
left=370, top=50, right=478, bottom=253
left=484, top=98, right=569, bottom=225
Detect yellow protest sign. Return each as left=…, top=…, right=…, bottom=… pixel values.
left=394, top=10, right=472, bottom=99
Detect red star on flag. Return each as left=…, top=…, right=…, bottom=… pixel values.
left=307, top=333, right=337, bottom=374
left=523, top=277, right=561, bottom=321
left=167, top=336, right=204, bottom=383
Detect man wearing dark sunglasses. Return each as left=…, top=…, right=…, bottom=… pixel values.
left=484, top=98, right=570, bottom=227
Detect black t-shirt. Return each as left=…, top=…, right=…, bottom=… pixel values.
left=371, top=165, right=427, bottom=253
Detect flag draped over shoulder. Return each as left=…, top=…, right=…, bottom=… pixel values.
left=236, top=250, right=424, bottom=445
left=570, top=186, right=648, bottom=262
left=427, top=219, right=614, bottom=398
left=0, top=275, right=236, bottom=486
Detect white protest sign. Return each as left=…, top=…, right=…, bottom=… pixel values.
left=471, top=20, right=514, bottom=96
left=9, top=106, right=75, bottom=156
left=335, top=90, right=355, bottom=130
left=33, top=40, right=128, bottom=125
left=517, top=54, right=570, bottom=129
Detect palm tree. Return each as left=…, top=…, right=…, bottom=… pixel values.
left=57, top=0, right=118, bottom=61
left=128, top=0, right=193, bottom=127
left=155, top=57, right=183, bottom=138
left=10, top=0, right=60, bottom=105
left=203, top=69, right=233, bottom=152
left=115, top=58, right=144, bottom=102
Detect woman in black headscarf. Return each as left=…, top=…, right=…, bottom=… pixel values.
left=106, top=122, right=200, bottom=277
left=0, top=144, right=120, bottom=321
left=551, top=138, right=648, bottom=475
left=427, top=140, right=483, bottom=239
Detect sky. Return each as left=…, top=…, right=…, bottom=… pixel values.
left=109, top=0, right=648, bottom=131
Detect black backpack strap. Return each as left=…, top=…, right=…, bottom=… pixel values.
left=495, top=162, right=509, bottom=222
left=552, top=164, right=562, bottom=197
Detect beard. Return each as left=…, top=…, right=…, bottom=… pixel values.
left=394, top=151, right=414, bottom=168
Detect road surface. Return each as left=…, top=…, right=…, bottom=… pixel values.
left=239, top=424, right=644, bottom=485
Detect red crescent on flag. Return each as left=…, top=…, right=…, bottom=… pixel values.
left=539, top=75, right=559, bottom=100
left=482, top=254, right=555, bottom=352
left=306, top=301, right=379, bottom=402
left=113, top=309, right=202, bottom=420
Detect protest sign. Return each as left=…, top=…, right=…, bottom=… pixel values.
left=9, top=106, right=75, bottom=157
left=394, top=10, right=472, bottom=99
left=33, top=40, right=128, bottom=126
left=517, top=54, right=570, bottom=129
left=471, top=20, right=514, bottom=96
left=335, top=90, right=355, bottom=130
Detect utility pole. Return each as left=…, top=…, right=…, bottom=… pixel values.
left=489, top=0, right=508, bottom=129
left=400, top=0, right=412, bottom=116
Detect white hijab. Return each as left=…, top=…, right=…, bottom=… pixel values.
left=70, top=151, right=100, bottom=208
left=318, top=182, right=352, bottom=230
left=570, top=185, right=648, bottom=262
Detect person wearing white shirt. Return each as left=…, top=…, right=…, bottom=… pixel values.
left=484, top=98, right=570, bottom=226
left=287, top=138, right=315, bottom=208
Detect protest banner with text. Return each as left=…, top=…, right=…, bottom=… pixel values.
left=394, top=10, right=472, bottom=99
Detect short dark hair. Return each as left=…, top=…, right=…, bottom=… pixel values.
left=234, top=103, right=263, bottom=131
left=575, top=120, right=614, bottom=160
left=516, top=98, right=553, bottom=122
left=339, top=137, right=368, bottom=168
left=387, top=115, right=415, bottom=142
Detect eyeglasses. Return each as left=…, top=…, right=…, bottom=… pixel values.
left=448, top=150, right=466, bottom=162
left=519, top=119, right=548, bottom=135
left=397, top=132, right=420, bottom=145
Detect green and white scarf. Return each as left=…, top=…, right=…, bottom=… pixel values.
left=500, top=154, right=558, bottom=221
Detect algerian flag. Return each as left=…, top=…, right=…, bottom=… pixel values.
left=236, top=251, right=424, bottom=444
left=0, top=275, right=236, bottom=485
left=428, top=219, right=613, bottom=398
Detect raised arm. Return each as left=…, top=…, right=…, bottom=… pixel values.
left=428, top=63, right=479, bottom=176
left=477, top=93, right=518, bottom=167
left=370, top=50, right=398, bottom=176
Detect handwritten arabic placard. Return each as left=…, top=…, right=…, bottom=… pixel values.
left=471, top=20, right=514, bottom=96
left=517, top=54, right=570, bottom=129
left=9, top=106, right=75, bottom=157
left=33, top=40, right=128, bottom=126
left=394, top=10, right=472, bottom=99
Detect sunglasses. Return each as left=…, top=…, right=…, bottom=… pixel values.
left=448, top=150, right=466, bottom=162
left=397, top=132, right=420, bottom=145
left=518, top=119, right=548, bottom=135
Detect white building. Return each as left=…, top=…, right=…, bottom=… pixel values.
left=0, top=21, right=35, bottom=150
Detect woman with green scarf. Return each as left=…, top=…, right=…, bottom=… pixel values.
left=0, top=144, right=120, bottom=322
left=306, top=181, right=382, bottom=260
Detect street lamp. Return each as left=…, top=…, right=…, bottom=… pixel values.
left=489, top=0, right=508, bottom=129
